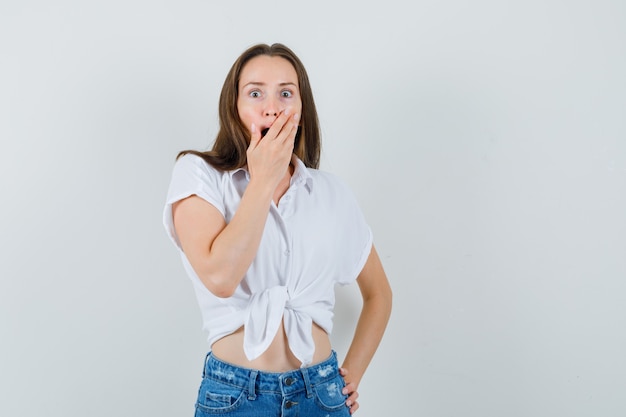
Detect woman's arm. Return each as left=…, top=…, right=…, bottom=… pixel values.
left=172, top=180, right=272, bottom=298
left=340, top=244, right=393, bottom=413
left=172, top=111, right=299, bottom=298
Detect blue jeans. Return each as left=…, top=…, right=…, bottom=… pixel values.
left=194, top=351, right=351, bottom=416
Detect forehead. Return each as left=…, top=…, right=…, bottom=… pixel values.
left=239, top=55, right=299, bottom=86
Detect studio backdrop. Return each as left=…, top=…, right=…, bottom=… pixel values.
left=1, top=1, right=625, bottom=416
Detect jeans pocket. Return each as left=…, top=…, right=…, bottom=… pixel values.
left=313, top=375, right=348, bottom=412
left=195, top=377, right=246, bottom=414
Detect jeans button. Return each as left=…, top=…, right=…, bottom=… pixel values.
left=285, top=400, right=297, bottom=409
left=284, top=377, right=296, bottom=386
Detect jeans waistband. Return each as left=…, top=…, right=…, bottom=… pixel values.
left=203, top=351, right=341, bottom=398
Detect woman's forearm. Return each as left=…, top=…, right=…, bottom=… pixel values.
left=341, top=246, right=392, bottom=385
left=341, top=290, right=392, bottom=386
left=201, top=178, right=275, bottom=294
left=174, top=177, right=276, bottom=298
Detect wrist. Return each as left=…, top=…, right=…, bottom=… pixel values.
left=246, top=177, right=275, bottom=199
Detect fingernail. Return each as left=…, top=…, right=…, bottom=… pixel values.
left=251, top=123, right=256, bottom=133
left=342, top=388, right=348, bottom=395
left=284, top=108, right=291, bottom=116
left=293, top=113, right=300, bottom=121
left=346, top=400, right=352, bottom=406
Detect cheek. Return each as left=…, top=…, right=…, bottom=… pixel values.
left=237, top=106, right=255, bottom=126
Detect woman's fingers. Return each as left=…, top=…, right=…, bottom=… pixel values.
left=264, top=108, right=299, bottom=144
left=348, top=398, right=359, bottom=414
left=246, top=109, right=299, bottom=187
left=345, top=384, right=360, bottom=414
left=249, top=123, right=262, bottom=149
left=339, top=367, right=360, bottom=414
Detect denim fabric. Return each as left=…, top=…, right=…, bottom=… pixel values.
left=194, top=351, right=351, bottom=416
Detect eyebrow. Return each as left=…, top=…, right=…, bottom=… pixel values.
left=241, top=81, right=298, bottom=89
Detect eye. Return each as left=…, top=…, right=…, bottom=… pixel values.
left=281, top=90, right=293, bottom=98
left=249, top=90, right=261, bottom=98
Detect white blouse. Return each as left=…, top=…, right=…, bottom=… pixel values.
left=163, top=154, right=372, bottom=367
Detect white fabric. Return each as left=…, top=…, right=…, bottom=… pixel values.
left=163, top=154, right=372, bottom=366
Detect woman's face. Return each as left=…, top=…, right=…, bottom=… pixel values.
left=237, top=55, right=302, bottom=137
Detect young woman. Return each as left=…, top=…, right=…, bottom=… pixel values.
left=163, top=43, right=392, bottom=416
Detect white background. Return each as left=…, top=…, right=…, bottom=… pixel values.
left=2, top=1, right=625, bottom=416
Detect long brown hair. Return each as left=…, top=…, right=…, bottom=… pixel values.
left=178, top=43, right=321, bottom=170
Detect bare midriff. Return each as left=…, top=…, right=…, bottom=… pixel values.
left=211, top=319, right=332, bottom=372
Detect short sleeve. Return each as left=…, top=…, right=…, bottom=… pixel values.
left=162, top=154, right=226, bottom=250
left=333, top=178, right=373, bottom=286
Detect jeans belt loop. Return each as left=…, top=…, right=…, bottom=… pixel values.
left=248, top=369, right=258, bottom=400
left=300, top=366, right=313, bottom=399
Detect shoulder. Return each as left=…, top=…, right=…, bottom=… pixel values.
left=164, top=153, right=230, bottom=228
left=308, top=167, right=352, bottom=191
left=171, top=153, right=229, bottom=183
left=174, top=153, right=220, bottom=174
left=307, top=168, right=361, bottom=205
left=165, top=153, right=233, bottom=205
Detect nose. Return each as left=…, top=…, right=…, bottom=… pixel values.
left=264, top=97, right=281, bottom=117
